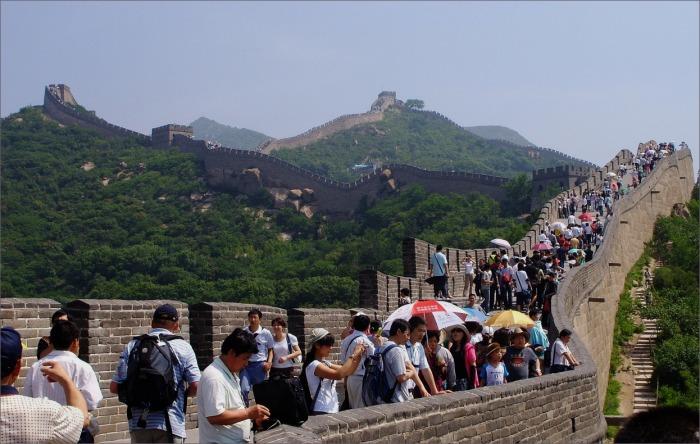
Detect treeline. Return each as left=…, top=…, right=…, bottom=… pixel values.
left=1, top=107, right=529, bottom=308
left=644, top=187, right=699, bottom=410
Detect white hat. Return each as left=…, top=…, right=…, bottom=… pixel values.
left=307, top=328, right=330, bottom=352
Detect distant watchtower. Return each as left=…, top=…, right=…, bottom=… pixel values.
left=371, top=91, right=397, bottom=112
left=151, top=124, right=193, bottom=148
left=531, top=165, right=593, bottom=210
left=47, top=84, right=78, bottom=106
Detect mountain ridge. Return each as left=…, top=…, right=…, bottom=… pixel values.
left=190, top=116, right=271, bottom=150
left=464, top=125, right=535, bottom=147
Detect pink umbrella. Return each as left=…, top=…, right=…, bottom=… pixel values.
left=532, top=242, right=552, bottom=252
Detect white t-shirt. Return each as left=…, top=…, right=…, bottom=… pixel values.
left=567, top=215, right=576, bottom=225
left=463, top=260, right=474, bottom=275
left=552, top=338, right=571, bottom=366
left=198, top=357, right=250, bottom=444
left=339, top=331, right=375, bottom=376
left=481, top=362, right=508, bottom=386
left=405, top=341, right=429, bottom=391
left=430, top=252, right=448, bottom=276
left=513, top=270, right=529, bottom=292
left=271, top=333, right=299, bottom=369
left=305, top=360, right=338, bottom=413
left=381, top=341, right=411, bottom=403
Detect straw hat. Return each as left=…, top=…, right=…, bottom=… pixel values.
left=486, top=342, right=502, bottom=358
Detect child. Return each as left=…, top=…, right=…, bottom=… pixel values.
left=479, top=343, right=508, bottom=386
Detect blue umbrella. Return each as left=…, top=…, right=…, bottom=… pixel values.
left=463, top=307, right=487, bottom=323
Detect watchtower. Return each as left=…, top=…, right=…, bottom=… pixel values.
left=371, top=91, right=397, bottom=112
left=531, top=165, right=593, bottom=210
left=151, top=124, right=193, bottom=148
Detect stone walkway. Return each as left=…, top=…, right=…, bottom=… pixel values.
left=630, top=259, right=661, bottom=414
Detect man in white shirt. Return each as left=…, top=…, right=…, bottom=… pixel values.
left=198, top=328, right=270, bottom=444
left=550, top=329, right=580, bottom=373
left=429, top=244, right=449, bottom=300
left=513, top=263, right=532, bottom=312
left=240, top=309, right=274, bottom=406
left=1, top=326, right=88, bottom=444
left=24, top=320, right=102, bottom=442
left=380, top=320, right=415, bottom=403
left=339, top=314, right=375, bottom=409
left=406, top=316, right=442, bottom=397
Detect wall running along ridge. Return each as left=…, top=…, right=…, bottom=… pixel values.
left=2, top=150, right=692, bottom=443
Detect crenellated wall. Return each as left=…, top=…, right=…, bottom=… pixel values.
left=176, top=136, right=509, bottom=216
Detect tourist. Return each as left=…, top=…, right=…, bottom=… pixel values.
left=462, top=254, right=476, bottom=297
left=380, top=319, right=415, bottom=403
left=301, top=328, right=365, bottom=414
left=429, top=245, right=449, bottom=300
left=25, top=320, right=102, bottom=443
left=475, top=326, right=494, bottom=370
left=448, top=324, right=478, bottom=390
left=398, top=287, right=411, bottom=307
left=424, top=331, right=455, bottom=391
left=406, top=316, right=439, bottom=397
left=528, top=309, right=550, bottom=369
left=465, top=293, right=486, bottom=315
left=339, top=314, right=375, bottom=409
left=198, top=328, right=270, bottom=444
left=368, top=320, right=386, bottom=348
left=550, top=329, right=580, bottom=373
left=513, top=262, right=532, bottom=312
left=502, top=327, right=540, bottom=381
left=240, top=309, right=274, bottom=405
left=479, top=343, right=508, bottom=386
left=37, top=309, right=70, bottom=359
left=269, top=317, right=301, bottom=380
left=479, top=263, right=493, bottom=314
left=497, top=258, right=514, bottom=310
left=1, top=326, right=88, bottom=444
left=110, top=304, right=200, bottom=444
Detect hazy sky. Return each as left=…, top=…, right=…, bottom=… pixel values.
left=2, top=1, right=698, bottom=170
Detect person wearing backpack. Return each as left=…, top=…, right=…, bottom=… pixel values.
left=339, top=314, right=375, bottom=409
left=300, top=328, right=365, bottom=415
left=110, top=304, right=200, bottom=444
left=198, top=328, right=270, bottom=444
left=377, top=320, right=415, bottom=403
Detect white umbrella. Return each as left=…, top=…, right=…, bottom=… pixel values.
left=660, top=149, right=669, bottom=154
left=490, top=238, right=511, bottom=249
left=551, top=221, right=566, bottom=231
left=607, top=172, right=617, bottom=177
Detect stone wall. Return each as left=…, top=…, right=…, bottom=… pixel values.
left=176, top=137, right=509, bottom=217
left=43, top=86, right=150, bottom=143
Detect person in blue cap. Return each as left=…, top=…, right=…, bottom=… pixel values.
left=1, top=326, right=88, bottom=444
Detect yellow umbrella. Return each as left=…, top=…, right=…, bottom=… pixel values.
left=484, top=310, right=535, bottom=328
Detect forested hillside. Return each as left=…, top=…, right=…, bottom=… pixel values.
left=1, top=107, right=530, bottom=308
left=274, top=108, right=591, bottom=182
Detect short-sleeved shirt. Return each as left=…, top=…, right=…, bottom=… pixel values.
left=552, top=338, right=571, bottom=366
left=430, top=252, right=448, bottom=276
left=513, top=270, right=529, bottom=292
left=480, top=362, right=509, bottom=386
left=305, top=360, right=338, bottom=413
left=198, top=356, right=250, bottom=444
left=503, top=346, right=538, bottom=381
left=381, top=341, right=411, bottom=403
left=24, top=350, right=103, bottom=411
left=405, top=340, right=429, bottom=391
left=463, top=260, right=475, bottom=275
left=271, top=333, right=299, bottom=369
left=339, top=331, right=375, bottom=377
left=112, top=328, right=201, bottom=438
left=0, top=394, right=84, bottom=444
left=245, top=326, right=274, bottom=363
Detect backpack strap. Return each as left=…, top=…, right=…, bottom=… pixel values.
left=310, top=361, right=327, bottom=412
left=380, top=345, right=399, bottom=403
left=342, top=335, right=361, bottom=362
left=286, top=334, right=293, bottom=355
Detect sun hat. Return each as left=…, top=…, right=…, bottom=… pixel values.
left=486, top=342, right=502, bottom=358
left=307, top=328, right=330, bottom=351
left=481, top=326, right=495, bottom=336
left=448, top=324, right=468, bottom=336
left=510, top=327, right=529, bottom=341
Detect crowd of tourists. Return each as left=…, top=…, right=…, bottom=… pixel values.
left=0, top=141, right=680, bottom=443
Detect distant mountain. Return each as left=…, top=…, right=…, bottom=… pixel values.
left=464, top=125, right=535, bottom=147
left=190, top=117, right=271, bottom=150
left=274, top=108, right=593, bottom=182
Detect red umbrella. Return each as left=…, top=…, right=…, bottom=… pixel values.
left=532, top=242, right=552, bottom=251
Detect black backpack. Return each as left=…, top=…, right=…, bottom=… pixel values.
left=253, top=376, right=308, bottom=426
left=119, top=333, right=183, bottom=431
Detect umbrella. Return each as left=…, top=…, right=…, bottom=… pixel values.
left=463, top=307, right=487, bottom=323
left=532, top=242, right=552, bottom=252
left=490, top=238, right=511, bottom=249
left=607, top=172, right=617, bottom=177
left=551, top=221, right=566, bottom=231
left=382, top=300, right=478, bottom=332
left=483, top=310, right=535, bottom=328
left=567, top=248, right=581, bottom=254
left=579, top=212, right=593, bottom=222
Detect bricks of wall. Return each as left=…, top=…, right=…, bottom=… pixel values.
left=286, top=308, right=352, bottom=363
left=65, top=299, right=193, bottom=444
left=0, top=298, right=61, bottom=390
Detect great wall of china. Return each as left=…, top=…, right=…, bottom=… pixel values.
left=17, top=84, right=694, bottom=442
left=41, top=84, right=595, bottom=217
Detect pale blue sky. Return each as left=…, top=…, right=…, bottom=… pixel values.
left=2, top=1, right=698, bottom=170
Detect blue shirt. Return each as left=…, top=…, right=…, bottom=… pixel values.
left=112, top=328, right=201, bottom=438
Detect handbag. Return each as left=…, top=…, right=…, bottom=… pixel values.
left=425, top=276, right=437, bottom=285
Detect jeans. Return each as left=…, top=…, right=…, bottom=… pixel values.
left=499, top=285, right=512, bottom=309
left=481, top=287, right=492, bottom=312
left=240, top=360, right=267, bottom=405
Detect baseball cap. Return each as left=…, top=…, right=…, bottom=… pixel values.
left=153, top=304, right=179, bottom=322
left=1, top=327, right=23, bottom=378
